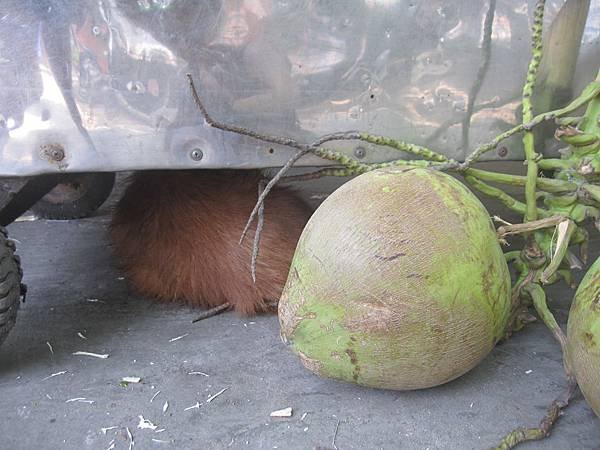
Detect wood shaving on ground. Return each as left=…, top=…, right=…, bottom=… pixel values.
left=42, top=371, right=67, bottom=381
left=152, top=439, right=170, bottom=444
left=270, top=407, right=293, bottom=418
left=66, top=397, right=95, bottom=404
left=169, top=334, right=189, bottom=342
left=206, top=388, right=229, bottom=403
left=126, top=427, right=134, bottom=450
left=15, top=215, right=36, bottom=222
left=162, top=401, right=169, bottom=413
left=150, top=391, right=161, bottom=403
left=72, top=351, right=109, bottom=359
left=122, top=377, right=141, bottom=384
left=46, top=341, right=54, bottom=355
left=138, top=415, right=158, bottom=431
left=45, top=394, right=52, bottom=400
left=105, top=439, right=116, bottom=450
left=101, top=426, right=118, bottom=434
left=155, top=429, right=166, bottom=433
left=525, top=369, right=533, bottom=374
left=77, top=332, right=87, bottom=340
left=184, top=402, right=201, bottom=411
left=188, top=371, right=209, bottom=377
left=86, top=298, right=103, bottom=303
left=332, top=419, right=341, bottom=450
left=301, top=412, right=308, bottom=421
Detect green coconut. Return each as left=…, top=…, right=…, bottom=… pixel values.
left=278, top=166, right=511, bottom=390
left=566, top=256, right=600, bottom=416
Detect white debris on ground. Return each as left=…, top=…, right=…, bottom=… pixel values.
left=65, top=398, right=95, bottom=404
left=137, top=415, right=158, bottom=431
left=42, top=371, right=67, bottom=381
left=184, top=402, right=201, bottom=411
left=72, top=351, right=109, bottom=359
left=270, top=407, right=293, bottom=418
left=168, top=334, right=188, bottom=342
left=121, top=377, right=142, bottom=384
left=206, top=387, right=228, bottom=403
left=150, top=391, right=161, bottom=403
left=162, top=401, right=169, bottom=414
left=126, top=427, right=134, bottom=450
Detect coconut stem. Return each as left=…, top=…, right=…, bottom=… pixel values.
left=540, top=219, right=576, bottom=283
left=493, top=283, right=577, bottom=449
left=497, top=215, right=567, bottom=238
left=522, top=0, right=546, bottom=224
left=461, top=76, right=600, bottom=167
left=525, top=283, right=568, bottom=358
left=356, top=133, right=450, bottom=163
left=464, top=176, right=551, bottom=217
left=464, top=168, right=576, bottom=193
left=493, top=375, right=577, bottom=450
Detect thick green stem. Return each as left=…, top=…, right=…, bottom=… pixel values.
left=537, top=159, right=575, bottom=171
left=465, top=176, right=526, bottom=216
left=465, top=176, right=552, bottom=217
left=525, top=283, right=569, bottom=369
left=464, top=168, right=576, bottom=193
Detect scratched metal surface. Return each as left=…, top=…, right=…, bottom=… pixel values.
left=0, top=0, right=598, bottom=176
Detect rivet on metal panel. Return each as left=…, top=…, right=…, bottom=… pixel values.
left=40, top=143, right=65, bottom=162
left=354, top=147, right=367, bottom=159
left=190, top=149, right=204, bottom=161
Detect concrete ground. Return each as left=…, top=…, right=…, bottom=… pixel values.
left=0, top=170, right=599, bottom=450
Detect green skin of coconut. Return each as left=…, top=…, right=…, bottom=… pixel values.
left=279, top=167, right=512, bottom=390
left=567, top=256, right=600, bottom=417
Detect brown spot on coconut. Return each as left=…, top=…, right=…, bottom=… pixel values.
left=278, top=166, right=511, bottom=390
left=566, top=256, right=600, bottom=416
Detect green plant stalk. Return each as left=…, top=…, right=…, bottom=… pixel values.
left=462, top=79, right=600, bottom=166
left=582, top=184, right=600, bottom=203
left=537, top=159, right=575, bottom=170
left=464, top=168, right=576, bottom=193
left=532, top=0, right=591, bottom=152
left=465, top=176, right=527, bottom=216
left=357, top=133, right=450, bottom=163
left=522, top=0, right=546, bottom=223
left=526, top=283, right=571, bottom=372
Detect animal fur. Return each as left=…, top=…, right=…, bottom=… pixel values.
left=109, top=169, right=312, bottom=316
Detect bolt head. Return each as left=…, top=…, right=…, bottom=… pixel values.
left=190, top=149, right=203, bottom=161
left=354, top=147, right=366, bottom=159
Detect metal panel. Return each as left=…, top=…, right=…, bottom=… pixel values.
left=0, top=0, right=598, bottom=176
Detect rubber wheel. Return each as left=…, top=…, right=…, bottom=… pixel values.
left=0, top=227, right=24, bottom=348
left=31, top=172, right=116, bottom=220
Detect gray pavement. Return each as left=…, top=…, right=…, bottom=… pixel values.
left=0, top=172, right=599, bottom=450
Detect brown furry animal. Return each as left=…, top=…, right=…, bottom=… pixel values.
left=109, top=169, right=312, bottom=316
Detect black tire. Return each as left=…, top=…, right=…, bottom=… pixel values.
left=0, top=227, right=24, bottom=348
left=31, top=172, right=116, bottom=220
